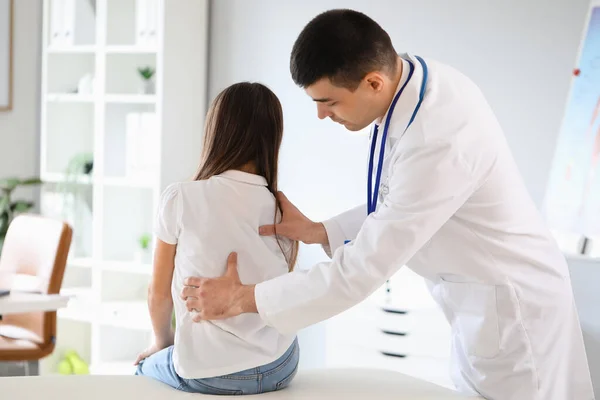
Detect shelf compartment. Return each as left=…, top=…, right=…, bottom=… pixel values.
left=44, top=102, right=94, bottom=175
left=101, top=269, right=151, bottom=303
left=46, top=0, right=97, bottom=47
left=96, top=326, right=152, bottom=372
left=46, top=53, right=96, bottom=95
left=106, top=0, right=159, bottom=47
left=101, top=186, right=154, bottom=264
left=105, top=53, right=157, bottom=95
left=40, top=183, right=94, bottom=259
left=104, top=103, right=158, bottom=181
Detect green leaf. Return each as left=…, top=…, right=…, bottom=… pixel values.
left=19, top=177, right=43, bottom=186
left=0, top=214, right=8, bottom=237
left=137, top=66, right=155, bottom=80
left=0, top=178, right=20, bottom=191
left=0, top=196, right=9, bottom=213
left=0, top=176, right=42, bottom=191
left=11, top=201, right=34, bottom=213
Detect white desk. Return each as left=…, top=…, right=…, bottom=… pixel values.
left=0, top=292, right=70, bottom=315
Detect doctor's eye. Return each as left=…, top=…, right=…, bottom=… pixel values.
left=328, top=101, right=338, bottom=107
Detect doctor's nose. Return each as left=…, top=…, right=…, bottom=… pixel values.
left=317, top=104, right=333, bottom=120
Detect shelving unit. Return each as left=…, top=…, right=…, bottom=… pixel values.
left=38, top=0, right=208, bottom=375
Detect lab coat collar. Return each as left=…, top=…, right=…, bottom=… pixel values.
left=375, top=53, right=425, bottom=142
left=217, top=170, right=268, bottom=186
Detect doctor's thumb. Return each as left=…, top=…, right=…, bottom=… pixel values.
left=225, top=252, right=240, bottom=280
left=276, top=191, right=291, bottom=206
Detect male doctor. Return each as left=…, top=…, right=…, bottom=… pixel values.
left=182, top=9, right=594, bottom=400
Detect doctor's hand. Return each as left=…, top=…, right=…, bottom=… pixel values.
left=259, top=191, right=329, bottom=246
left=180, top=252, right=257, bottom=322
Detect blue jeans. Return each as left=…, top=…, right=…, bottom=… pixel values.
left=135, top=338, right=299, bottom=395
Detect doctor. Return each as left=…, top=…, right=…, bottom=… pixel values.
left=181, top=9, right=594, bottom=400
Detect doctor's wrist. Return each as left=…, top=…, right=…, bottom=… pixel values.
left=234, top=284, right=258, bottom=314
left=310, top=222, right=329, bottom=246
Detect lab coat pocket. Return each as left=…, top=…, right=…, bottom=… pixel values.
left=440, top=279, right=500, bottom=359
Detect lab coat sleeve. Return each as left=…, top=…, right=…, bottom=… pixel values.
left=254, top=139, right=479, bottom=334
left=321, top=204, right=367, bottom=258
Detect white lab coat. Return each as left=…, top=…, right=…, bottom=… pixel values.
left=254, top=54, right=594, bottom=400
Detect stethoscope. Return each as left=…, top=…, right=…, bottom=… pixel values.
left=367, top=56, right=429, bottom=215
left=365, top=56, right=428, bottom=302
left=343, top=56, right=429, bottom=257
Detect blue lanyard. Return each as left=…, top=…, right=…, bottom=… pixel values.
left=367, top=56, right=429, bottom=215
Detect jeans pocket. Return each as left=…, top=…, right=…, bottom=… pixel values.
left=182, top=378, right=243, bottom=395
left=275, top=362, right=299, bottom=390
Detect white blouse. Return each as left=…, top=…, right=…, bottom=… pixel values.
left=154, top=170, right=296, bottom=379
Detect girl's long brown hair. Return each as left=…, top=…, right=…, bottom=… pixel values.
left=194, top=82, right=298, bottom=271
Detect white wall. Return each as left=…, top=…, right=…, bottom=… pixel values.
left=208, top=0, right=592, bottom=368
left=0, top=0, right=42, bottom=201
left=209, top=0, right=591, bottom=211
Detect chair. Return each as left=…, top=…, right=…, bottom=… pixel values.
left=0, top=214, right=72, bottom=375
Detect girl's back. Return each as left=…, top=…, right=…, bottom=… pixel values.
left=157, top=171, right=295, bottom=379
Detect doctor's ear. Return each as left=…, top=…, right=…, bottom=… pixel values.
left=364, top=72, right=385, bottom=93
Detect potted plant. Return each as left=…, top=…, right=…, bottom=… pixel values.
left=61, top=152, right=93, bottom=190
left=135, top=233, right=152, bottom=264
left=57, top=152, right=93, bottom=257
left=137, top=66, right=156, bottom=95
left=0, top=177, right=43, bottom=253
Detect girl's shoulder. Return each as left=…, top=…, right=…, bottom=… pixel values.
left=162, top=180, right=208, bottom=195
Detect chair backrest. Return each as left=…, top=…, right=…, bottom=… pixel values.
left=0, top=214, right=73, bottom=345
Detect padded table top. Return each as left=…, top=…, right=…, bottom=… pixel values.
left=0, top=368, right=482, bottom=399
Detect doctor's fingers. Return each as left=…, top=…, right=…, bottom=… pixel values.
left=180, top=282, right=203, bottom=301
left=185, top=297, right=201, bottom=312
left=258, top=223, right=278, bottom=236
left=183, top=276, right=203, bottom=287
left=259, top=223, right=298, bottom=239
left=276, top=191, right=295, bottom=209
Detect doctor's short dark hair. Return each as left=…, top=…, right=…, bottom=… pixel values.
left=290, top=9, right=398, bottom=90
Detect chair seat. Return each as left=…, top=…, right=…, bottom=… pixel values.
left=0, top=368, right=480, bottom=399
left=0, top=335, right=39, bottom=351
left=0, top=324, right=44, bottom=343
left=0, top=335, right=46, bottom=361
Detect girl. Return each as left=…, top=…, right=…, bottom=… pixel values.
left=134, top=82, right=300, bottom=395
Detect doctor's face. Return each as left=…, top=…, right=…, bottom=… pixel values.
left=305, top=77, right=383, bottom=132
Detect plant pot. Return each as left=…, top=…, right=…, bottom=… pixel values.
left=84, top=161, right=93, bottom=175
left=134, top=248, right=152, bottom=265
left=140, top=80, right=155, bottom=95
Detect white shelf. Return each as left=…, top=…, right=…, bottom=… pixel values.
left=57, top=287, right=96, bottom=323
left=47, top=93, right=95, bottom=103
left=105, top=46, right=158, bottom=54
left=98, top=301, right=151, bottom=331
left=58, top=294, right=151, bottom=332
left=40, top=0, right=208, bottom=375
left=58, top=306, right=94, bottom=323
left=102, top=176, right=156, bottom=189
left=47, top=45, right=97, bottom=54
left=68, top=257, right=95, bottom=269
left=41, top=172, right=94, bottom=185
left=104, top=94, right=157, bottom=104
left=101, top=260, right=152, bottom=275
left=67, top=257, right=152, bottom=275
left=41, top=173, right=157, bottom=189
left=90, top=362, right=138, bottom=375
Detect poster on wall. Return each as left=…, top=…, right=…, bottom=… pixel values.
left=543, top=4, right=600, bottom=237
left=0, top=0, right=13, bottom=111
